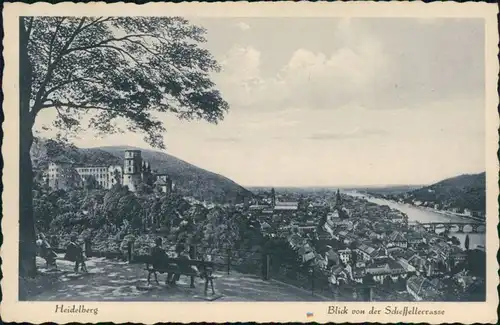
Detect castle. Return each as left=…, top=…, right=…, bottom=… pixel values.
left=44, top=149, right=174, bottom=193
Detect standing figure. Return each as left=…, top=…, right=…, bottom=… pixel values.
left=84, top=237, right=92, bottom=259
left=65, top=235, right=88, bottom=273
left=201, top=252, right=216, bottom=296
left=36, top=233, right=58, bottom=269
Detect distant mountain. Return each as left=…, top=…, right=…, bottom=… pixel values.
left=382, top=173, right=486, bottom=215
left=31, top=138, right=254, bottom=204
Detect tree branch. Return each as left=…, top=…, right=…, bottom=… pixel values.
left=122, top=37, right=161, bottom=56
left=54, top=106, right=73, bottom=129
left=32, top=18, right=86, bottom=116
left=64, top=34, right=158, bottom=55
left=99, top=44, right=145, bottom=66
left=42, top=76, right=104, bottom=103
left=64, top=32, right=197, bottom=87
left=47, top=18, right=66, bottom=68
left=42, top=100, right=123, bottom=113
left=80, top=17, right=111, bottom=33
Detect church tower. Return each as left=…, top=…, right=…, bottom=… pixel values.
left=335, top=189, right=349, bottom=219
left=123, top=150, right=142, bottom=192
left=271, top=188, right=276, bottom=207
left=336, top=189, right=342, bottom=206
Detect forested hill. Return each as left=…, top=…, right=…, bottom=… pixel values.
left=31, top=137, right=122, bottom=168
left=31, top=138, right=254, bottom=204
left=383, top=173, right=486, bottom=214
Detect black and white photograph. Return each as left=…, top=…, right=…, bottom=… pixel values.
left=2, top=2, right=499, bottom=324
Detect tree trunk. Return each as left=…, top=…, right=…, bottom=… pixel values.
left=19, top=17, right=37, bottom=279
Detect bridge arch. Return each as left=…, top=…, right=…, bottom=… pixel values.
left=462, top=224, right=473, bottom=233
left=476, top=224, right=486, bottom=233
left=409, top=222, right=485, bottom=234
left=434, top=224, right=445, bottom=234
left=449, top=224, right=460, bottom=233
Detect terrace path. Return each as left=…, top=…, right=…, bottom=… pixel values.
left=31, top=255, right=327, bottom=302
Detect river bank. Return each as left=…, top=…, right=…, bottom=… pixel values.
left=417, top=206, right=485, bottom=223
left=357, top=192, right=485, bottom=223
left=345, top=191, right=486, bottom=250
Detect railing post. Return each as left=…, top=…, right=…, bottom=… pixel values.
left=362, top=286, right=372, bottom=302
left=189, top=245, right=196, bottom=288
left=227, top=248, right=231, bottom=275
left=127, top=241, right=133, bottom=263
left=311, top=267, right=315, bottom=296
left=262, top=254, right=270, bottom=280
left=266, top=254, right=271, bottom=280
left=84, top=238, right=92, bottom=258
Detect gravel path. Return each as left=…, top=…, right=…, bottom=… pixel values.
left=31, top=255, right=327, bottom=302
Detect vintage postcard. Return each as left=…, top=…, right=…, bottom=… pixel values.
left=1, top=1, right=499, bottom=324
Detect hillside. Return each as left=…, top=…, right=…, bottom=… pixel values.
left=31, top=138, right=122, bottom=168
left=31, top=138, right=254, bottom=203
left=382, top=173, right=486, bottom=216
left=357, top=185, right=424, bottom=195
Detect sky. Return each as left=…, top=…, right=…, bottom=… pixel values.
left=34, top=17, right=486, bottom=187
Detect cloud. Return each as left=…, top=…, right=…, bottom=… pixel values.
left=277, top=42, right=386, bottom=109
left=214, top=18, right=483, bottom=116
left=308, top=128, right=390, bottom=140
left=216, top=38, right=387, bottom=112
left=236, top=22, right=251, bottom=31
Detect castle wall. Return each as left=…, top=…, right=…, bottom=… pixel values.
left=108, top=165, right=123, bottom=189
left=46, top=150, right=164, bottom=193
left=48, top=162, right=81, bottom=190
left=123, top=174, right=142, bottom=192
left=75, top=165, right=109, bottom=188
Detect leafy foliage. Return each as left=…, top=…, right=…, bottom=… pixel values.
left=25, top=17, right=228, bottom=147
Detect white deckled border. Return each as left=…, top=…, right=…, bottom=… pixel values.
left=1, top=2, right=499, bottom=324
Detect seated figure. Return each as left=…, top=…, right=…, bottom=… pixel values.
left=167, top=245, right=199, bottom=285
left=151, top=238, right=168, bottom=269
left=149, top=237, right=174, bottom=285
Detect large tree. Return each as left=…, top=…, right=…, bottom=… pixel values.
left=19, top=17, right=229, bottom=277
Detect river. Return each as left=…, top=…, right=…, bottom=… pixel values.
left=346, top=191, right=486, bottom=250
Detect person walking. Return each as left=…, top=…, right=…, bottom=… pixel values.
left=65, top=235, right=88, bottom=273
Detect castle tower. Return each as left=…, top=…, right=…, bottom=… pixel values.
left=141, top=161, right=153, bottom=185
left=123, top=150, right=142, bottom=192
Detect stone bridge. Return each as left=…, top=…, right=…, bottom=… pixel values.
left=408, top=221, right=486, bottom=234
